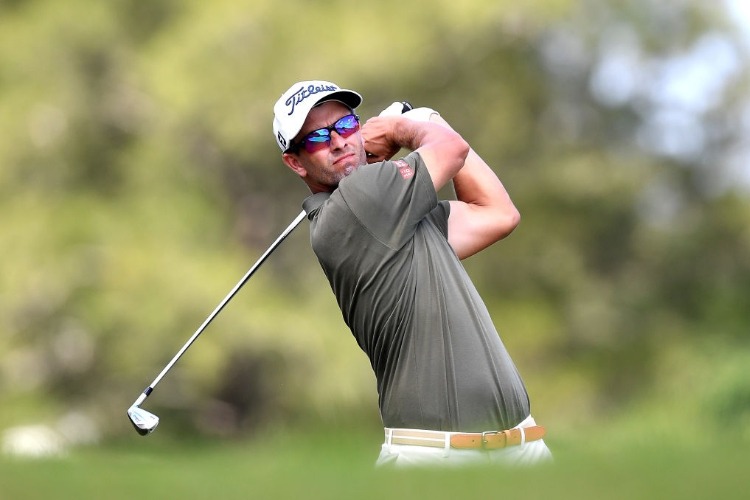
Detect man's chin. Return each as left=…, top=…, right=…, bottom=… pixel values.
left=338, top=159, right=362, bottom=176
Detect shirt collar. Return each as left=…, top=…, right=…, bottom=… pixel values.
left=302, top=192, right=331, bottom=219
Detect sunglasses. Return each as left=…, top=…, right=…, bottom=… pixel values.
left=288, top=113, right=360, bottom=154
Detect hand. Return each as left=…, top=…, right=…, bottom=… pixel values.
left=402, top=107, right=439, bottom=122
left=379, top=101, right=412, bottom=117
left=363, top=104, right=440, bottom=162
left=362, top=116, right=402, bottom=163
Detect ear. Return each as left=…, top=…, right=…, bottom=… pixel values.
left=282, top=153, right=307, bottom=178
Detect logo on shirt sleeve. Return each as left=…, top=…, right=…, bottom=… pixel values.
left=394, top=160, right=414, bottom=180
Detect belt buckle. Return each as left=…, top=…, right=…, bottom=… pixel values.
left=481, top=429, right=510, bottom=449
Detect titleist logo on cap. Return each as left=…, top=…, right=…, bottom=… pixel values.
left=285, top=83, right=339, bottom=116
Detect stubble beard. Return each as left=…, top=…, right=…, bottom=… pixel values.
left=331, top=149, right=366, bottom=185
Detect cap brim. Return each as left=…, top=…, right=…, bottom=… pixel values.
left=314, top=90, right=362, bottom=111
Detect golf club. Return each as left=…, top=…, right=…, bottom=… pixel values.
left=127, top=209, right=307, bottom=435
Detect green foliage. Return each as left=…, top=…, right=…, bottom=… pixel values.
left=1, top=0, right=749, bottom=449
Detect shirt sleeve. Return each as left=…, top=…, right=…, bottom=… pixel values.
left=337, top=152, right=438, bottom=250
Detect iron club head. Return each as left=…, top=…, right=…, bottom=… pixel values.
left=127, top=405, right=160, bottom=436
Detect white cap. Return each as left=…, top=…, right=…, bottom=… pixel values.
left=273, top=80, right=362, bottom=152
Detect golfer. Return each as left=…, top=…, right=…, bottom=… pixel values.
left=273, top=80, right=552, bottom=467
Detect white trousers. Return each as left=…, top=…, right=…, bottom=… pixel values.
left=375, top=415, right=553, bottom=468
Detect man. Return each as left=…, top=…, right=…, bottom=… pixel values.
left=273, top=80, right=551, bottom=467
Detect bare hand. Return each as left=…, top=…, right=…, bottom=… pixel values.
left=361, top=116, right=401, bottom=163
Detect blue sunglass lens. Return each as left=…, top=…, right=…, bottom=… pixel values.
left=299, top=114, right=360, bottom=153
left=306, top=129, right=331, bottom=143
left=335, top=115, right=359, bottom=133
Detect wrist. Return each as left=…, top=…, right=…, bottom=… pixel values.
left=377, top=116, right=424, bottom=153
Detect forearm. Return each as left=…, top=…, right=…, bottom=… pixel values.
left=453, top=149, right=518, bottom=220
left=446, top=149, right=520, bottom=259
left=428, top=114, right=520, bottom=258
left=362, top=115, right=469, bottom=191
left=430, top=115, right=517, bottom=221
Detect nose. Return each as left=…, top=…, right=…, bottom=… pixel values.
left=329, top=130, right=347, bottom=149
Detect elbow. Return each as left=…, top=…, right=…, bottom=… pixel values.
left=457, top=137, right=471, bottom=164
left=448, top=137, right=471, bottom=178
left=507, top=206, right=521, bottom=236
left=509, top=207, right=521, bottom=233
left=510, top=205, right=521, bottom=228
left=497, top=206, right=521, bottom=240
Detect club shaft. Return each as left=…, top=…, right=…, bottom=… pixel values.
left=133, top=209, right=307, bottom=405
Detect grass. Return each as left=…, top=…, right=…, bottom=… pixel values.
left=1, top=424, right=748, bottom=500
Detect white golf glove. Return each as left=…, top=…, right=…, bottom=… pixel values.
left=378, top=102, right=439, bottom=122
left=403, top=107, right=439, bottom=122
left=379, top=101, right=409, bottom=116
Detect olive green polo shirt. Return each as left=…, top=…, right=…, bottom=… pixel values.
left=303, top=152, right=530, bottom=432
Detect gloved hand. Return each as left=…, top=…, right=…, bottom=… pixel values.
left=402, top=107, right=439, bottom=122
left=364, top=103, right=440, bottom=163
left=379, top=101, right=413, bottom=116
left=378, top=102, right=439, bottom=122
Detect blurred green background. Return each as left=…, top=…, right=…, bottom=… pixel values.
left=1, top=0, right=749, bottom=496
